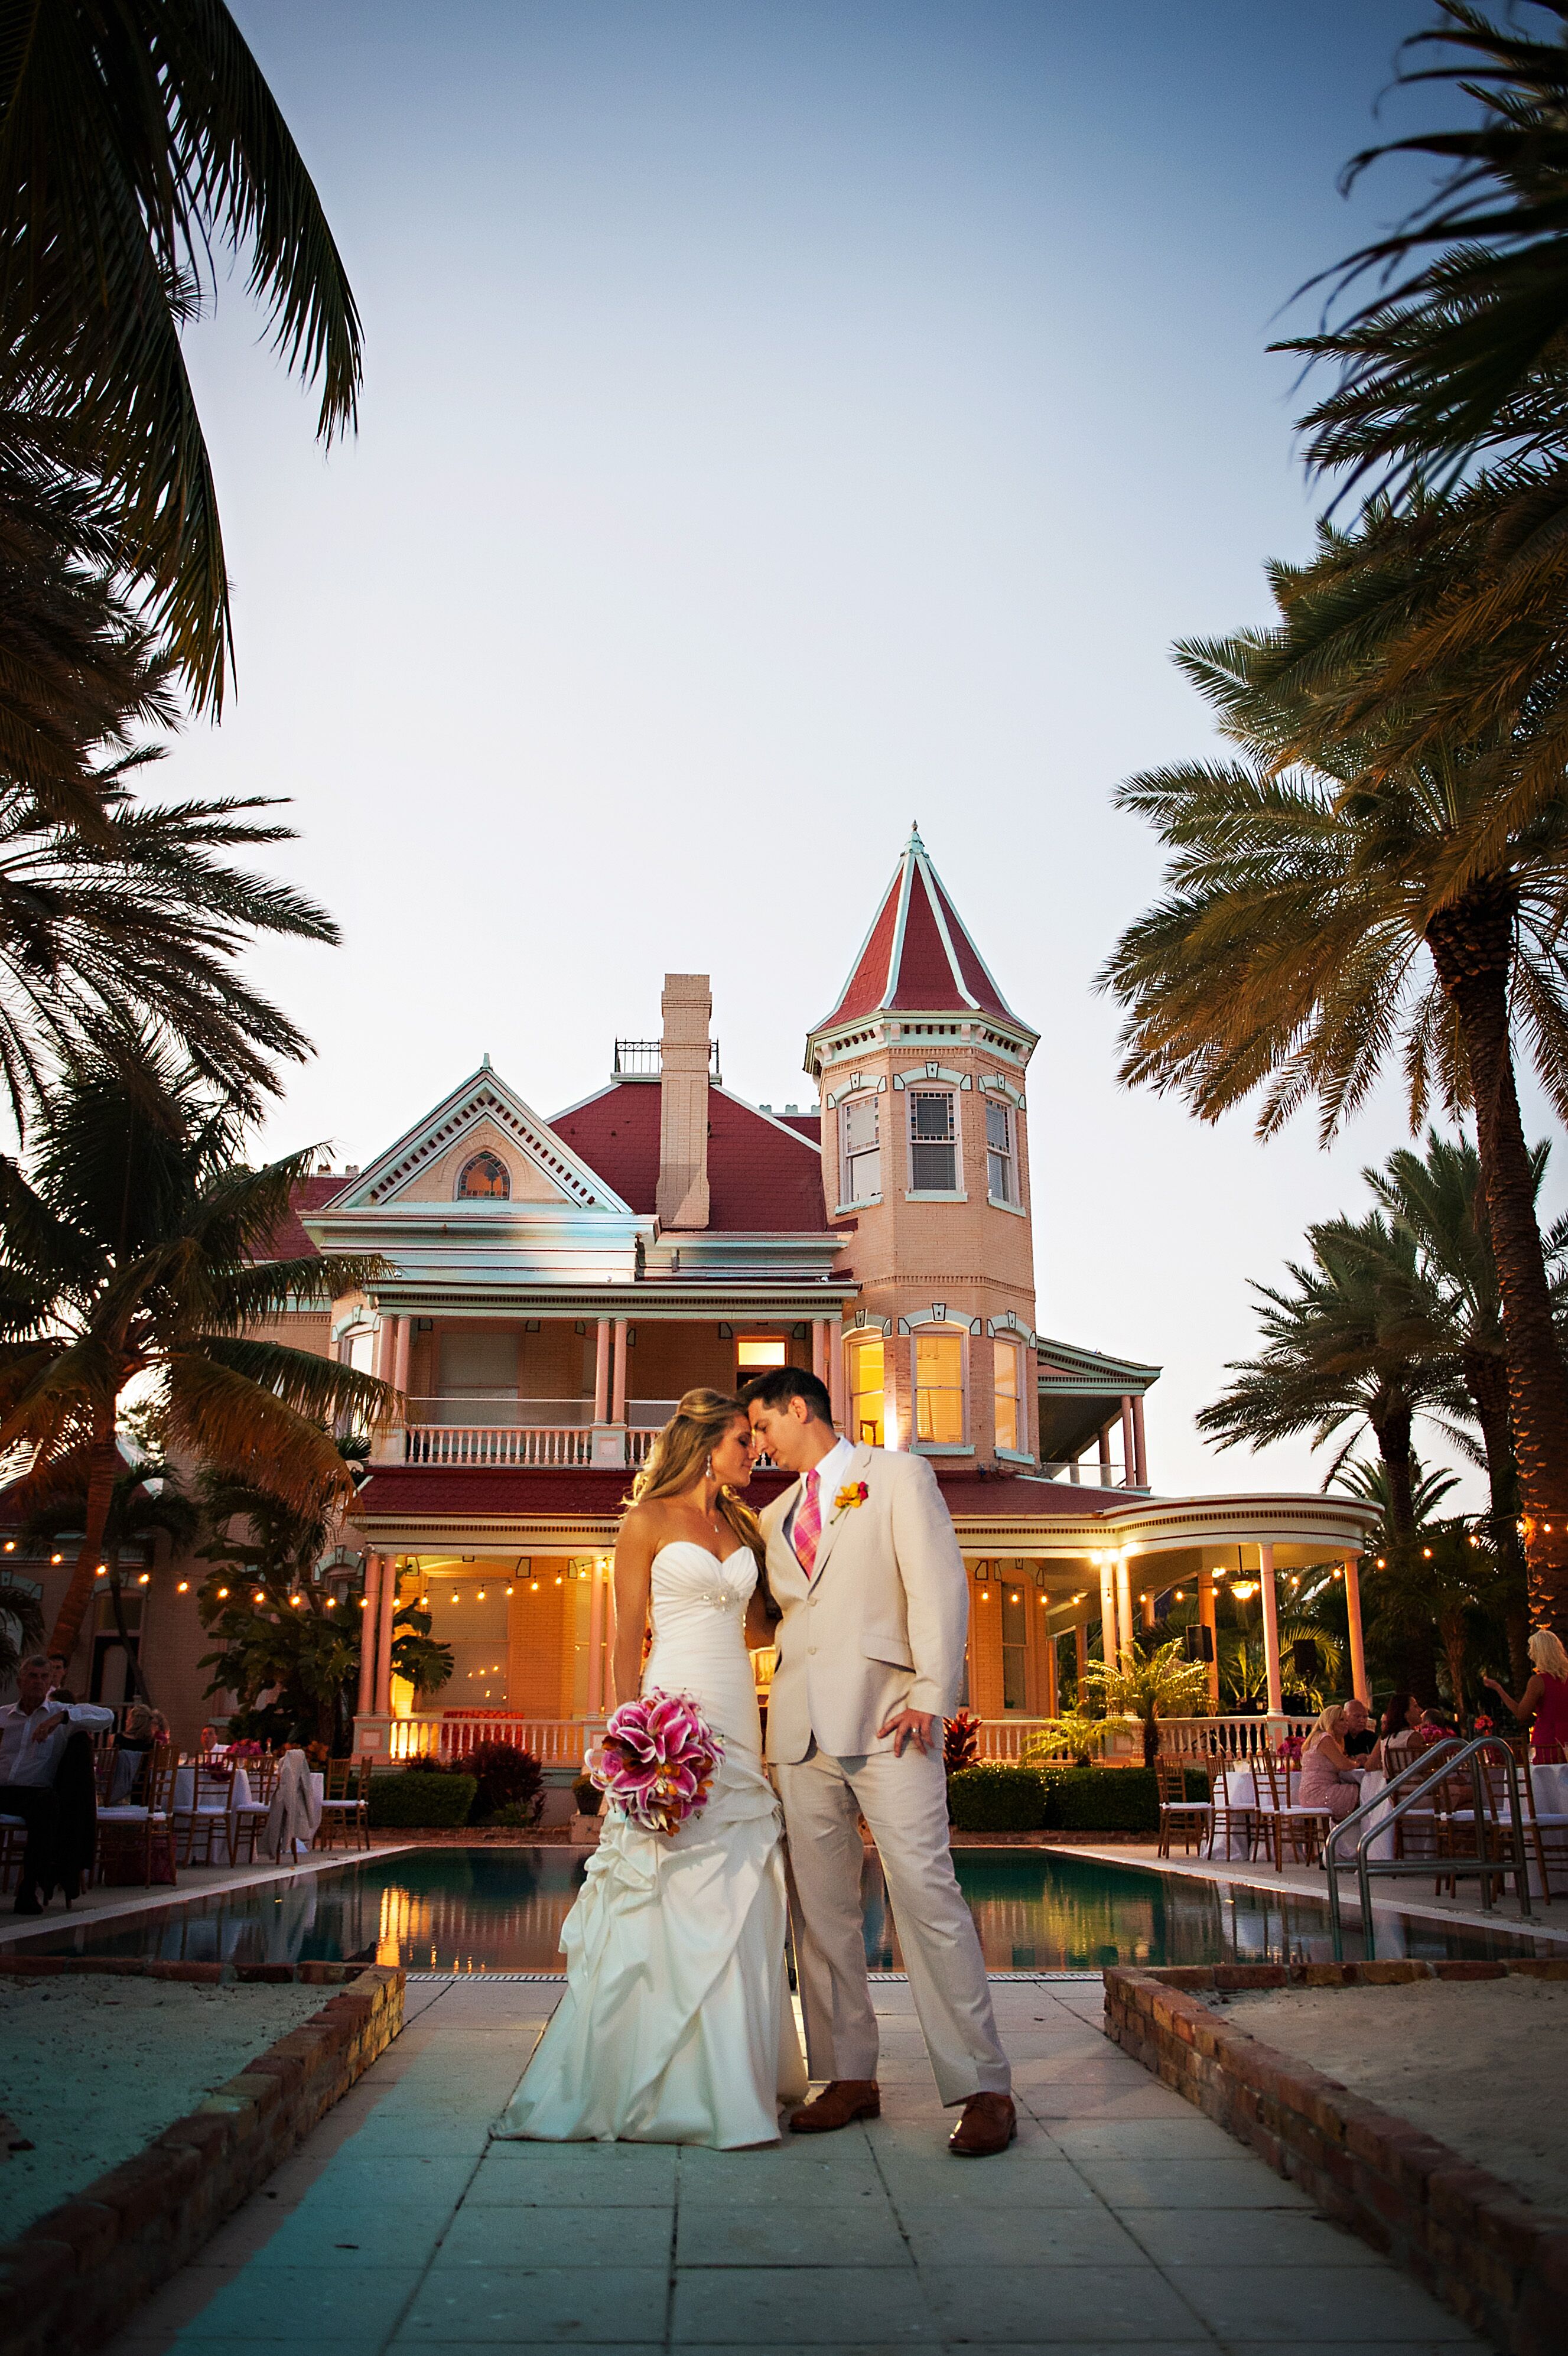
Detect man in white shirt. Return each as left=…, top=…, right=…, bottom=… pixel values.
left=0, top=1655, right=113, bottom=1913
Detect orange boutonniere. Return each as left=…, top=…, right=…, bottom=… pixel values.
left=835, top=1482, right=870, bottom=1511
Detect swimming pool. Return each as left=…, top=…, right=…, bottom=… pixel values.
left=7, top=1844, right=1550, bottom=1973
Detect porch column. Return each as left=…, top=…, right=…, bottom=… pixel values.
left=1131, top=1392, right=1148, bottom=1489
left=1115, top=1554, right=1135, bottom=1670
left=1043, top=1620, right=1059, bottom=1716
left=1259, top=1543, right=1283, bottom=1717
left=1120, top=1397, right=1136, bottom=1489
left=586, top=1560, right=606, bottom=1714
left=594, top=1319, right=611, bottom=1421
left=1141, top=1590, right=1156, bottom=1631
left=357, top=1553, right=382, bottom=1717
left=374, top=1314, right=397, bottom=1385
left=1098, top=1556, right=1118, bottom=1665
left=827, top=1319, right=846, bottom=1429
left=1343, top=1551, right=1368, bottom=1703
left=812, top=1319, right=828, bottom=1386
left=611, top=1319, right=629, bottom=1423
left=1199, top=1567, right=1219, bottom=1706
left=1097, top=1424, right=1114, bottom=1486
left=376, top=1553, right=398, bottom=1716
left=392, top=1316, right=411, bottom=1402
left=1074, top=1621, right=1089, bottom=1688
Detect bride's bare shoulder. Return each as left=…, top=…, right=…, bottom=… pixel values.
left=619, top=1497, right=678, bottom=1544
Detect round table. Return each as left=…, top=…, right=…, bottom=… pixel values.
left=1347, top=1760, right=1567, bottom=1890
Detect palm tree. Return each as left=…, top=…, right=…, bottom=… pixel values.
left=1286, top=4, right=1568, bottom=503
left=0, top=764, right=338, bottom=1131
left=1198, top=1213, right=1450, bottom=1547
left=0, top=0, right=362, bottom=708
left=0, top=1562, right=44, bottom=1684
left=19, top=1446, right=196, bottom=1700
left=1081, top=1639, right=1213, bottom=1769
left=1101, top=553, right=1568, bottom=1625
left=0, top=1052, right=393, bottom=1664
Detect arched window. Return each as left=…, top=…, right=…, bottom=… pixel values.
left=456, top=1150, right=510, bottom=1200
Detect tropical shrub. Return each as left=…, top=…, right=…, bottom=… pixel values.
left=946, top=1765, right=1048, bottom=1833
left=943, top=1709, right=981, bottom=1775
left=463, top=1742, right=544, bottom=1825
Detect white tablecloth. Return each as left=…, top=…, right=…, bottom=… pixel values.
left=1209, top=1765, right=1369, bottom=1860
left=1338, top=1761, right=1567, bottom=1890
left=172, top=1766, right=255, bottom=1814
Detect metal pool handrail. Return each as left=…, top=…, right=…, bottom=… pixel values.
left=1325, top=1736, right=1533, bottom=1961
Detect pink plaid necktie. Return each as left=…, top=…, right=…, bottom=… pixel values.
left=793, top=1467, right=822, bottom=1580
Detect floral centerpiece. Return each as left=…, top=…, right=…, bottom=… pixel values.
left=590, top=1690, right=724, bottom=1836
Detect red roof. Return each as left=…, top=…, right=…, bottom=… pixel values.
left=354, top=1462, right=1125, bottom=1523
left=553, top=1086, right=828, bottom=1233
left=814, top=827, right=1024, bottom=1032
left=261, top=1173, right=349, bottom=1262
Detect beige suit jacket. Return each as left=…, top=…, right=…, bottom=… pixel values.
left=760, top=1443, right=969, bottom=1765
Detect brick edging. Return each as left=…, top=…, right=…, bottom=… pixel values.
left=1103, top=1958, right=1568, bottom=2356
left=0, top=1958, right=404, bottom=2356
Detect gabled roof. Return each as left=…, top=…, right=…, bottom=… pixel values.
left=259, top=1172, right=350, bottom=1261
left=812, top=825, right=1028, bottom=1033
left=326, top=1065, right=634, bottom=1216
left=552, top=1083, right=829, bottom=1234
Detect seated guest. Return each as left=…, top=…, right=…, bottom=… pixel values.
left=1297, top=1704, right=1365, bottom=1821
left=1380, top=1692, right=1423, bottom=1771
left=148, top=1709, right=171, bottom=1744
left=199, top=1724, right=221, bottom=1755
left=112, top=1704, right=158, bottom=1802
left=1341, top=1697, right=1379, bottom=1760
left=0, top=1656, right=113, bottom=1914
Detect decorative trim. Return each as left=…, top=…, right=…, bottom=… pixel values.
left=987, top=1313, right=1039, bottom=1346
left=824, top=1072, right=887, bottom=1111
left=905, top=1189, right=968, bottom=1204
left=898, top=1306, right=982, bottom=1335
left=987, top=1193, right=1028, bottom=1218
left=833, top=1195, right=881, bottom=1215
left=850, top=1311, right=892, bottom=1336
left=890, top=1065, right=971, bottom=1092
left=341, top=1069, right=632, bottom=1216
left=978, top=1073, right=1025, bottom=1107
left=914, top=1443, right=975, bottom=1457
left=331, top=1309, right=378, bottom=1343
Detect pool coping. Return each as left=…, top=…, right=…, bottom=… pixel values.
left=0, top=1958, right=404, bottom=2356
left=1104, top=1958, right=1568, bottom=2356
left=0, top=1841, right=424, bottom=1953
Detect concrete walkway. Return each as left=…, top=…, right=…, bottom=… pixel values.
left=105, top=1977, right=1486, bottom=2354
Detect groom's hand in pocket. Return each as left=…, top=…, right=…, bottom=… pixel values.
left=879, top=1707, right=937, bottom=1758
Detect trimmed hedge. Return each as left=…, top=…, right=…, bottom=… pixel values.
left=367, top=1769, right=477, bottom=1828
left=948, top=1762, right=1208, bottom=1836
left=946, top=1764, right=1048, bottom=1831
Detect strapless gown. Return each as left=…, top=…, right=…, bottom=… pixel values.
left=492, top=1542, right=806, bottom=2147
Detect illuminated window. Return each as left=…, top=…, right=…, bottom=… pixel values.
left=1000, top=1580, right=1027, bottom=1710
left=985, top=1098, right=1016, bottom=1204
left=994, top=1341, right=1022, bottom=1453
left=456, top=1150, right=510, bottom=1200
left=909, top=1091, right=957, bottom=1191
left=841, top=1095, right=880, bottom=1202
left=737, top=1338, right=787, bottom=1374
left=849, top=1337, right=884, bottom=1447
left=915, top=1330, right=965, bottom=1445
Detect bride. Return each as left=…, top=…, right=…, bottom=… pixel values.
left=493, top=1388, right=807, bottom=2147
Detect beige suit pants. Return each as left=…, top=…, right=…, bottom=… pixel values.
left=775, top=1740, right=1010, bottom=2107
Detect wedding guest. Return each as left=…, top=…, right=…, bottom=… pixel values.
left=111, top=1704, right=158, bottom=1802
left=1380, top=1693, right=1423, bottom=1771
left=1341, top=1697, right=1379, bottom=1761
left=0, top=1657, right=113, bottom=1914
left=199, top=1724, right=220, bottom=1755
left=1297, top=1704, right=1364, bottom=1822
left=1483, top=1630, right=1568, bottom=1763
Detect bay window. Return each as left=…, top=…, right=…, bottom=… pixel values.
left=985, top=1098, right=1016, bottom=1204
left=914, top=1329, right=965, bottom=1445
left=841, top=1095, right=880, bottom=1203
left=848, top=1336, right=884, bottom=1446
left=909, top=1089, right=957, bottom=1191
left=993, top=1341, right=1023, bottom=1454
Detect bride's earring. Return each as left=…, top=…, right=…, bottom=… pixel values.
left=705, top=1453, right=713, bottom=1482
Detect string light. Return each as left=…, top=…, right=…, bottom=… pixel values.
left=253, top=1589, right=264, bottom=1603
left=94, top=1565, right=106, bottom=1579
left=217, top=1586, right=229, bottom=1599
left=531, top=1579, right=539, bottom=1591
left=1422, top=1547, right=1433, bottom=1560
left=324, top=1596, right=336, bottom=1609
left=137, top=1571, right=150, bottom=1587
left=477, top=1588, right=486, bottom=1601
left=177, top=1580, right=188, bottom=1594
left=50, top=1553, right=61, bottom=1564
left=2, top=1540, right=11, bottom=1552
left=357, top=1595, right=367, bottom=1609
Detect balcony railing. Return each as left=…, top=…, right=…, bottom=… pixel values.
left=404, top=1424, right=596, bottom=1467
left=388, top=1711, right=603, bottom=1766
left=1037, top=1460, right=1146, bottom=1491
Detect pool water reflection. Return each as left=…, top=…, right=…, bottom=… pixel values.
left=11, top=1843, right=1549, bottom=1974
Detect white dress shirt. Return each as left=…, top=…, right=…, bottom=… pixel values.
left=0, top=1698, right=113, bottom=1788
left=783, top=1434, right=858, bottom=1563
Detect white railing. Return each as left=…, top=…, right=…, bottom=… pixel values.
left=403, top=1424, right=595, bottom=1467
left=388, top=1713, right=606, bottom=1766
left=1158, top=1714, right=1317, bottom=1760
left=1037, top=1460, right=1144, bottom=1490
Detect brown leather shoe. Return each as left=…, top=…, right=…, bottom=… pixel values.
left=948, top=2092, right=1017, bottom=2156
left=787, top=2080, right=880, bottom=2133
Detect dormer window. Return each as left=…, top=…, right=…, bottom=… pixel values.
left=908, top=1091, right=957, bottom=1192
left=985, top=1099, right=1016, bottom=1205
left=457, top=1151, right=510, bottom=1200
left=841, top=1095, right=880, bottom=1203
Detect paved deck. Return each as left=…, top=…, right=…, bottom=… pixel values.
left=101, top=1976, right=1486, bottom=2355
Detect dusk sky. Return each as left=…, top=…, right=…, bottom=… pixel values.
left=166, top=1, right=1533, bottom=1501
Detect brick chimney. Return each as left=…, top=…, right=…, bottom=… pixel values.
left=656, top=973, right=711, bottom=1230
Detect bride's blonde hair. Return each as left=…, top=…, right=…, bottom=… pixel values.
left=629, top=1387, right=765, bottom=1564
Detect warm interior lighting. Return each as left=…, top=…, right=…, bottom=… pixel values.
left=1232, top=1581, right=1258, bottom=1600
left=506, top=1584, right=515, bottom=1596
left=531, top=1579, right=539, bottom=1590
left=1010, top=1592, right=1020, bottom=1603
left=978, top=1587, right=990, bottom=1601
left=477, top=1588, right=486, bottom=1600
left=555, top=1576, right=562, bottom=1586
left=451, top=1591, right=460, bottom=1603
left=1173, top=1589, right=1185, bottom=1601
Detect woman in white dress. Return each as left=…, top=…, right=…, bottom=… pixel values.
left=493, top=1389, right=807, bottom=2148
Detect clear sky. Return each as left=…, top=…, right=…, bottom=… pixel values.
left=164, top=0, right=1541, bottom=1500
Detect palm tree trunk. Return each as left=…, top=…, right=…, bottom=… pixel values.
left=1438, top=1607, right=1468, bottom=1717
left=1460, top=1343, right=1531, bottom=1681
left=1370, top=1401, right=1417, bottom=1541
left=1427, top=886, right=1568, bottom=1628
left=48, top=1430, right=120, bottom=1665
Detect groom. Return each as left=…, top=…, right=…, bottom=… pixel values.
left=741, top=1367, right=1014, bottom=2157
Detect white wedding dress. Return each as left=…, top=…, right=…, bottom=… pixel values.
left=492, top=1542, right=807, bottom=2148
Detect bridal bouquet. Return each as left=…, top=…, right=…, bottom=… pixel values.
left=591, top=1690, right=724, bottom=1836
